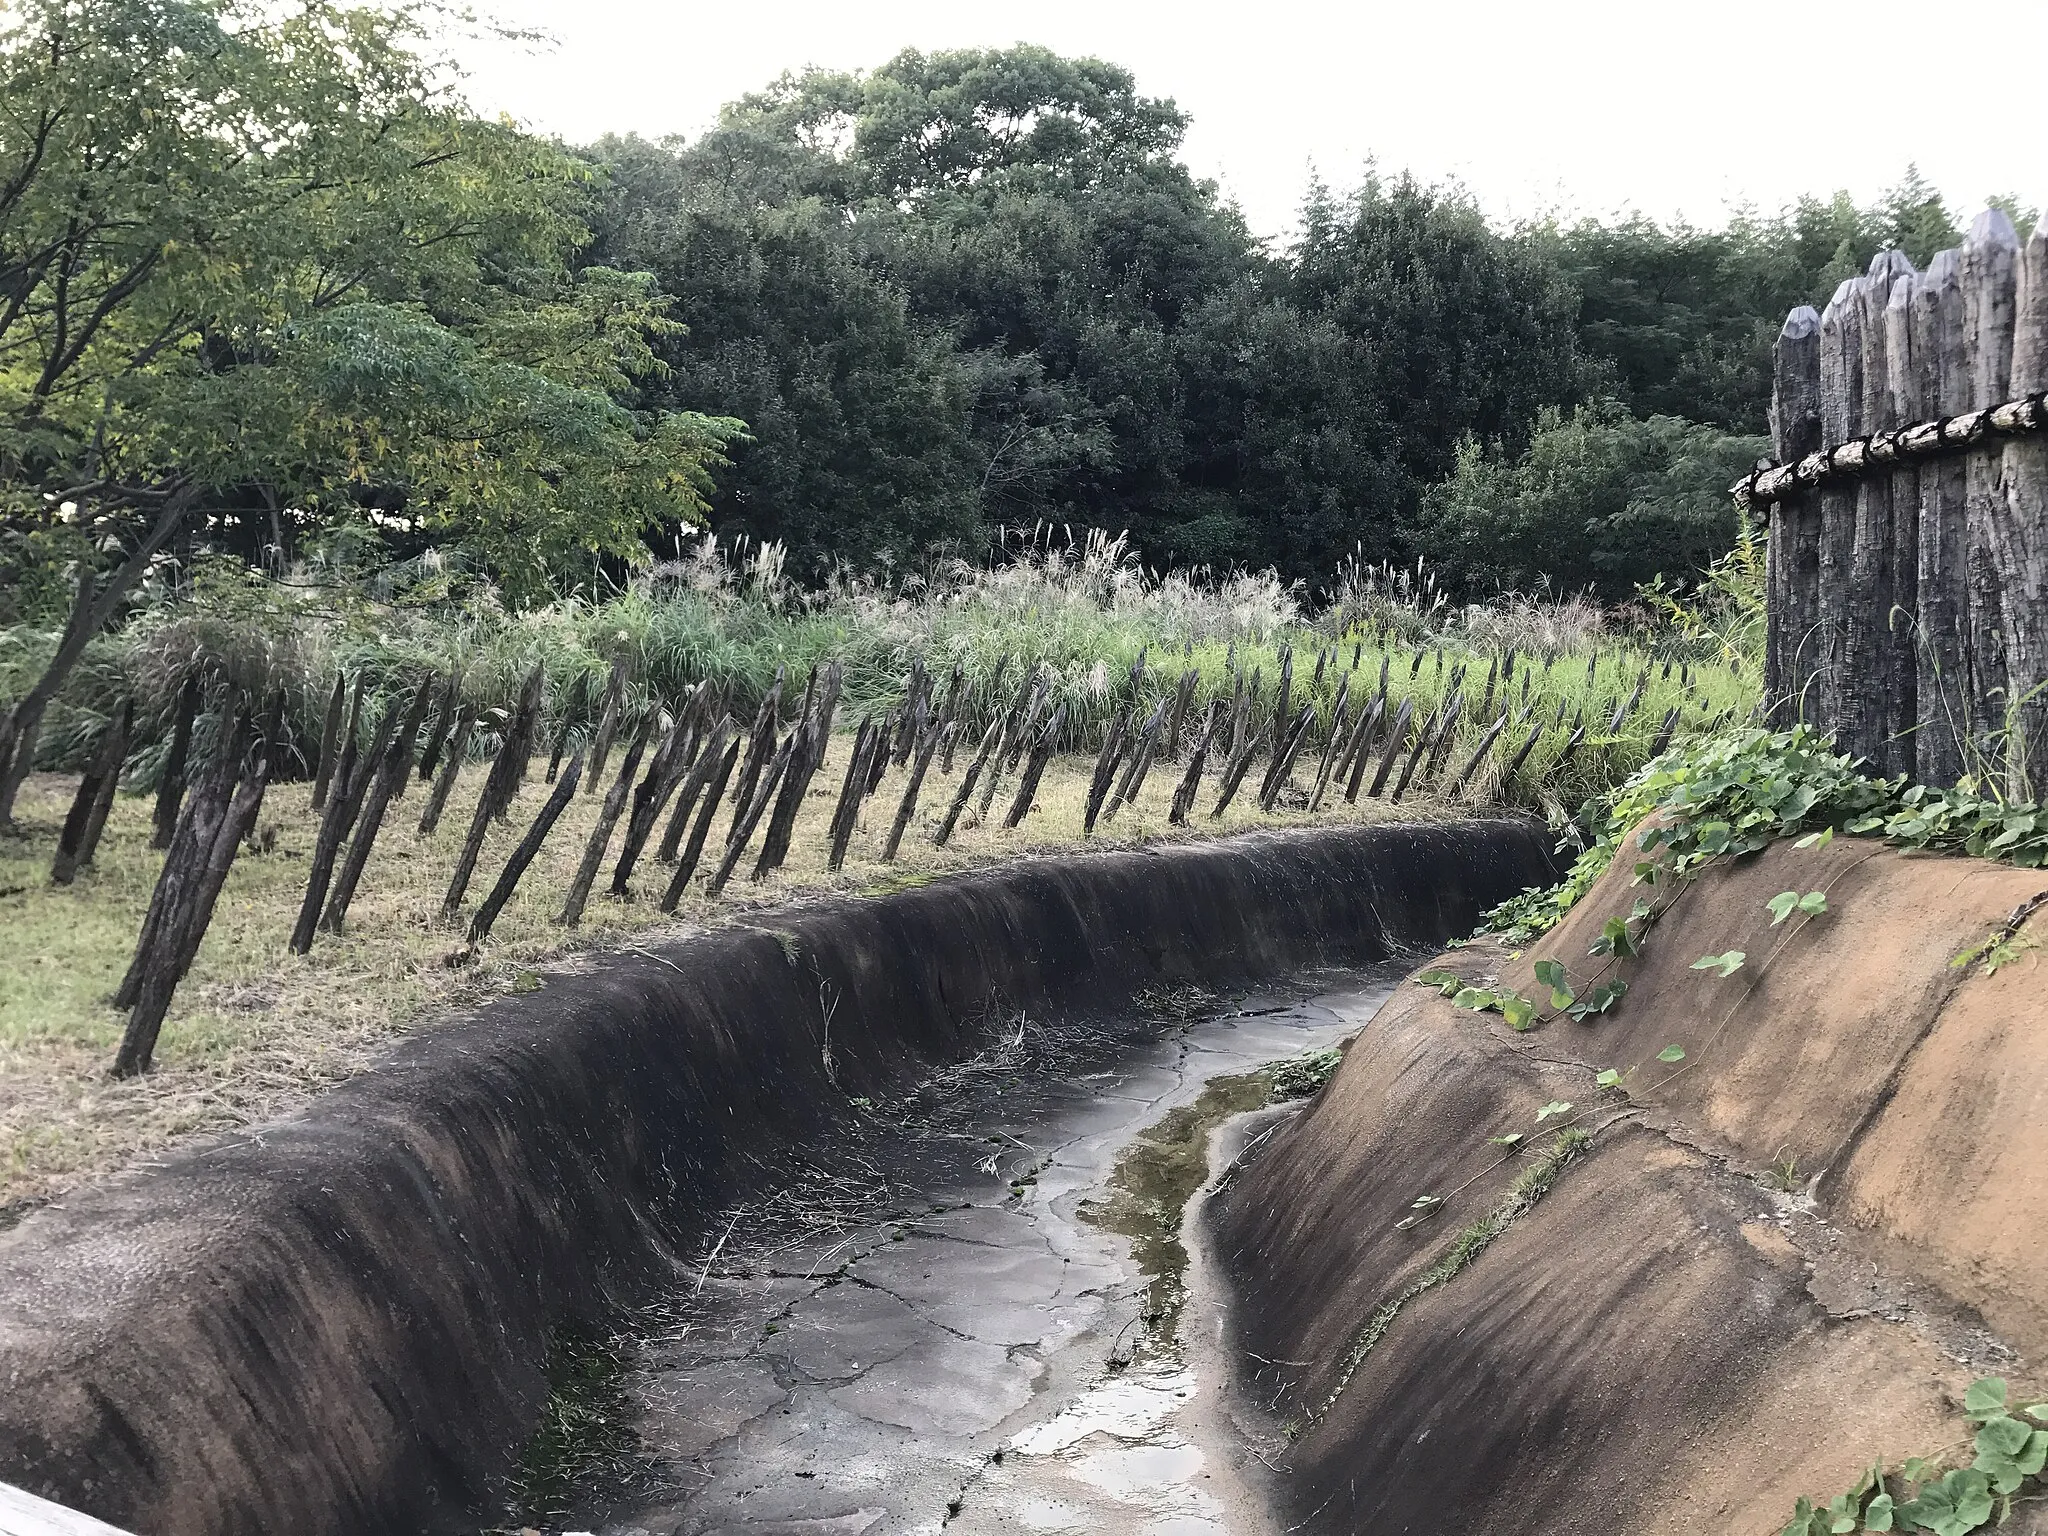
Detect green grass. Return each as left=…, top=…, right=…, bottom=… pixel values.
left=0, top=531, right=1757, bottom=1214
left=6, top=533, right=1753, bottom=821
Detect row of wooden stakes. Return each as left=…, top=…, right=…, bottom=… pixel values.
left=88, top=638, right=1697, bottom=1076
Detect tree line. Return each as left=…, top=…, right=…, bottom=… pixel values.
left=2, top=1, right=2023, bottom=649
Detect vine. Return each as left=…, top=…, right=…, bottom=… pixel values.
left=1781, top=1378, right=2048, bottom=1535
left=1316, top=726, right=2047, bottom=1446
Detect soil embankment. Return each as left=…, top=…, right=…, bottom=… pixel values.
left=0, top=819, right=1554, bottom=1536
left=1211, top=831, right=2048, bottom=1535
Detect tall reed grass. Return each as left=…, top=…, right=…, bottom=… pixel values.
left=1, top=527, right=1756, bottom=815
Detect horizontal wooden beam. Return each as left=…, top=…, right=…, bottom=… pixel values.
left=1736, top=391, right=2048, bottom=506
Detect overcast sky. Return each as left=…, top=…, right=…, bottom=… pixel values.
left=455, top=0, right=2045, bottom=243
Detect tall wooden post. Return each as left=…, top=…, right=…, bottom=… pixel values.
left=1767, top=306, right=1822, bottom=725
left=1914, top=251, right=1971, bottom=788
left=1841, top=251, right=1912, bottom=768
left=1883, top=273, right=1922, bottom=774
left=1998, top=217, right=2048, bottom=798
left=1962, top=210, right=2020, bottom=770
left=1817, top=278, right=1864, bottom=735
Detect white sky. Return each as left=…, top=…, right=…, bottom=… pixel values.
left=456, top=0, right=2047, bottom=244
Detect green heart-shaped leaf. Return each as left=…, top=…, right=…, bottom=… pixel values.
left=1966, top=1378, right=2009, bottom=1418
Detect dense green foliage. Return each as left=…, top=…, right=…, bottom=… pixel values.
left=583, top=50, right=1989, bottom=593
left=0, top=14, right=2012, bottom=639
left=0, top=0, right=739, bottom=611
left=9, top=530, right=1753, bottom=813
left=1482, top=723, right=2048, bottom=946
left=1418, top=407, right=1767, bottom=599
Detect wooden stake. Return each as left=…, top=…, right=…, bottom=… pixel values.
left=1083, top=705, right=1131, bottom=835
left=1914, top=251, right=1970, bottom=787
left=664, top=738, right=740, bottom=910
left=583, top=653, right=630, bottom=794
left=547, top=671, right=591, bottom=785
left=1257, top=702, right=1315, bottom=812
left=417, top=706, right=474, bottom=837
left=1964, top=211, right=2020, bottom=770
left=113, top=710, right=274, bottom=1077
left=151, top=675, right=200, bottom=850
left=1169, top=702, right=1221, bottom=825
left=610, top=711, right=689, bottom=895
left=1342, top=694, right=1388, bottom=803
left=710, top=733, right=791, bottom=895
left=1999, top=216, right=2048, bottom=797
left=560, top=713, right=654, bottom=926
left=320, top=676, right=432, bottom=936
left=728, top=673, right=784, bottom=832
left=657, top=714, right=735, bottom=865
left=1105, top=699, right=1167, bottom=823
left=1446, top=712, right=1510, bottom=799
left=1366, top=697, right=1417, bottom=799
left=309, top=673, right=347, bottom=812
left=934, top=716, right=1001, bottom=849
left=1002, top=706, right=1064, bottom=829
left=755, top=706, right=829, bottom=879
left=882, top=719, right=949, bottom=861
left=828, top=718, right=881, bottom=869
left=292, top=693, right=398, bottom=953
left=467, top=754, right=582, bottom=950
left=52, top=697, right=131, bottom=885
left=415, top=674, right=461, bottom=788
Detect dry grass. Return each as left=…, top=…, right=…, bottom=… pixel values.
left=0, top=742, right=1465, bottom=1214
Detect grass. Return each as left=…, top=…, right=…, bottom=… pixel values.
left=8, top=531, right=1754, bottom=822
left=0, top=529, right=1759, bottom=1214
left=0, top=734, right=1466, bottom=1217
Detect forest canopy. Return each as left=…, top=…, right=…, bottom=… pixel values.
left=0, top=12, right=2013, bottom=615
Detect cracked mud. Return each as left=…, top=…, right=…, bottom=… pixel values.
left=538, top=972, right=1395, bottom=1536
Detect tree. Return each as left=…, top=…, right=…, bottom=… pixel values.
left=1536, top=170, right=1969, bottom=434
left=1416, top=405, right=1766, bottom=600
left=0, top=0, right=739, bottom=820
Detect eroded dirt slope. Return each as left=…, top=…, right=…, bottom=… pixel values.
left=1210, top=834, right=2048, bottom=1535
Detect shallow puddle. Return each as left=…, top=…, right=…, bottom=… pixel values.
left=533, top=970, right=1393, bottom=1536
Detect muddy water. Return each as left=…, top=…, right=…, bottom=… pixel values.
left=559, top=971, right=1394, bottom=1536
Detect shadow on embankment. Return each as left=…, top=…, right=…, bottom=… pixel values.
left=1211, top=830, right=2048, bottom=1536
left=0, top=819, right=1556, bottom=1536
